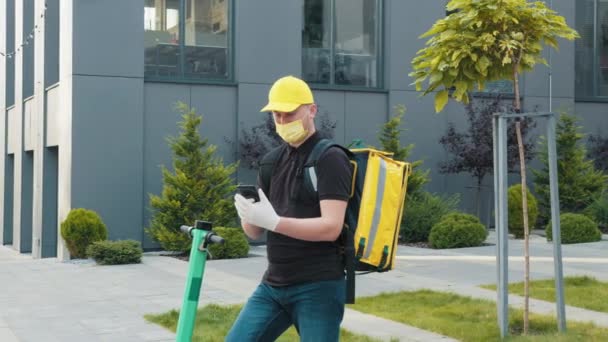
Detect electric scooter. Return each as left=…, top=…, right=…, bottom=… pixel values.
left=176, top=220, right=224, bottom=342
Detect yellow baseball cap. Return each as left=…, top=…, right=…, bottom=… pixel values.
left=260, top=76, right=314, bottom=113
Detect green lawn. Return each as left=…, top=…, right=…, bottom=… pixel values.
left=349, top=290, right=608, bottom=342
left=481, top=276, right=608, bottom=313
left=145, top=304, right=384, bottom=342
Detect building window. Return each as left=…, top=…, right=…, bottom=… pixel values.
left=144, top=0, right=232, bottom=81
left=576, top=0, right=608, bottom=99
left=302, top=0, right=382, bottom=88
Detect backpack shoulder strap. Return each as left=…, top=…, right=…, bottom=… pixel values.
left=304, top=139, right=353, bottom=192
left=259, top=144, right=285, bottom=194
left=305, top=139, right=358, bottom=304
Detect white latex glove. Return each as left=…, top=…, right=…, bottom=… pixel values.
left=234, top=189, right=280, bottom=231
left=234, top=195, right=253, bottom=220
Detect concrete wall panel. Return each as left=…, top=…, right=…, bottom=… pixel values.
left=71, top=76, right=144, bottom=242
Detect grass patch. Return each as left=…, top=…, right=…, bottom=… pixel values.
left=145, top=304, right=383, bottom=342
left=349, top=290, right=608, bottom=342
left=481, top=276, right=608, bottom=313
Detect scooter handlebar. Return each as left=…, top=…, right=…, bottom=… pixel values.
left=208, top=234, right=225, bottom=245
left=180, top=225, right=193, bottom=236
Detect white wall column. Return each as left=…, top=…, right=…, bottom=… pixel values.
left=11, top=0, right=25, bottom=252
left=56, top=0, right=73, bottom=260
left=31, top=0, right=47, bottom=258
left=0, top=0, right=7, bottom=245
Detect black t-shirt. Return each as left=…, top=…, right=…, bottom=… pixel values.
left=257, top=132, right=353, bottom=286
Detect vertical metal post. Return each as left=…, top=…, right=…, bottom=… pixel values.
left=496, top=115, right=509, bottom=337
left=492, top=115, right=502, bottom=328
left=547, top=114, right=567, bottom=332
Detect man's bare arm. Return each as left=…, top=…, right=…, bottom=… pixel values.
left=273, top=199, right=347, bottom=241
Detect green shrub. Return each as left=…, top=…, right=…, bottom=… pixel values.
left=87, top=240, right=143, bottom=265
left=429, top=213, right=488, bottom=249
left=546, top=213, right=602, bottom=244
left=584, top=192, right=608, bottom=233
left=60, top=208, right=108, bottom=258
left=146, top=103, right=238, bottom=252
left=507, top=184, right=539, bottom=239
left=207, top=227, right=249, bottom=259
left=401, top=192, right=460, bottom=243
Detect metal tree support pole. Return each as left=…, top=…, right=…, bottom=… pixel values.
left=547, top=114, right=567, bottom=332
left=492, top=112, right=565, bottom=337
left=493, top=115, right=509, bottom=338
left=492, top=116, right=500, bottom=328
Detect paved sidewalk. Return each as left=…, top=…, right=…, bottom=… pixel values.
left=1, top=231, right=607, bottom=341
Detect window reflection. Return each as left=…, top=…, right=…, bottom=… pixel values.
left=184, top=0, right=228, bottom=78
left=575, top=0, right=608, bottom=98
left=144, top=0, right=181, bottom=77
left=302, top=0, right=381, bottom=88
left=144, top=0, right=230, bottom=80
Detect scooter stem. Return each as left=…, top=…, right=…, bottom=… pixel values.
left=176, top=221, right=212, bottom=342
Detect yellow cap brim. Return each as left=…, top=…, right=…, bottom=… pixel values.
left=260, top=102, right=301, bottom=113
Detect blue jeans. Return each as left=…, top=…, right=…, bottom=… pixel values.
left=226, top=278, right=346, bottom=342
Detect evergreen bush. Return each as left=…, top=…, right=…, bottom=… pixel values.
left=507, top=184, right=538, bottom=238
left=146, top=103, right=238, bottom=252
left=584, top=192, right=608, bottom=233
left=546, top=213, right=602, bottom=244
left=60, top=208, right=108, bottom=259
left=378, top=105, right=430, bottom=198
left=207, top=227, right=250, bottom=259
left=87, top=240, right=143, bottom=265
left=533, top=113, right=607, bottom=223
left=429, top=213, right=487, bottom=249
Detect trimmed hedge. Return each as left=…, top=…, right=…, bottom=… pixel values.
left=508, top=184, right=539, bottom=239
left=87, top=240, right=143, bottom=265
left=61, top=208, right=108, bottom=259
left=429, top=213, right=488, bottom=249
left=546, top=213, right=602, bottom=244
left=207, top=227, right=249, bottom=259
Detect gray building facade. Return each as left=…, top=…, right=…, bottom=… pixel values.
left=1, top=0, right=607, bottom=259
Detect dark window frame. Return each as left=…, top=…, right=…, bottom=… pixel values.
left=575, top=0, right=608, bottom=101
left=302, top=0, right=384, bottom=90
left=144, top=0, right=234, bottom=84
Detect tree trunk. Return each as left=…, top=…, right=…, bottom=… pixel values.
left=513, top=64, right=530, bottom=335
left=516, top=121, right=531, bottom=335
left=513, top=66, right=522, bottom=113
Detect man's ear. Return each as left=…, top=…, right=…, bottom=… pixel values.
left=309, top=104, right=318, bottom=119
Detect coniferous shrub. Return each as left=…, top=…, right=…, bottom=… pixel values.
left=533, top=113, right=607, bottom=223
left=147, top=103, right=239, bottom=252
left=429, top=213, right=487, bottom=249
left=378, top=105, right=430, bottom=198
left=61, top=208, right=108, bottom=259
left=584, top=192, right=608, bottom=233
left=87, top=240, right=143, bottom=265
left=507, top=184, right=539, bottom=239
left=400, top=192, right=459, bottom=243
left=545, top=213, right=601, bottom=244
left=207, top=227, right=250, bottom=259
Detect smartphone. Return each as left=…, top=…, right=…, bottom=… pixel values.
left=236, top=185, right=260, bottom=202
